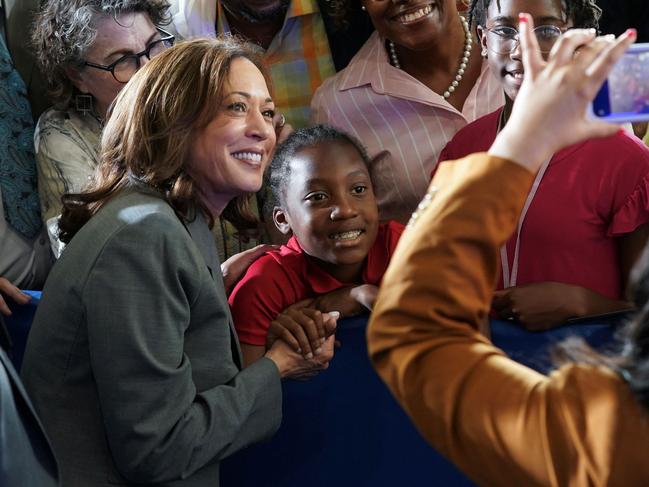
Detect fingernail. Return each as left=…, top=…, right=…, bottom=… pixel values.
left=305, top=352, right=313, bottom=359
left=296, top=348, right=302, bottom=354
left=626, top=28, right=637, bottom=38
left=328, top=311, right=340, bottom=319
left=315, top=347, right=322, bottom=355
left=518, top=13, right=528, bottom=23
left=320, top=338, right=325, bottom=345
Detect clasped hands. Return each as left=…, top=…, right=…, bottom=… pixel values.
left=265, top=284, right=379, bottom=379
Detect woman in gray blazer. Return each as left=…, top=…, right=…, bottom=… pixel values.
left=21, top=37, right=335, bottom=486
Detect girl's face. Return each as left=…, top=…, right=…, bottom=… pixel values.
left=274, top=141, right=379, bottom=283
left=362, top=0, right=458, bottom=52
left=478, top=0, right=567, bottom=102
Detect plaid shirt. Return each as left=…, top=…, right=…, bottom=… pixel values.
left=215, top=0, right=335, bottom=128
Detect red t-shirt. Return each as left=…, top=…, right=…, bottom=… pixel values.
left=229, top=221, right=404, bottom=346
left=438, top=107, right=649, bottom=300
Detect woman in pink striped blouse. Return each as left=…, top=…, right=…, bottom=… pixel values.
left=311, top=0, right=504, bottom=224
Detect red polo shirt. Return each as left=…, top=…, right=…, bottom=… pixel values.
left=229, top=221, right=404, bottom=346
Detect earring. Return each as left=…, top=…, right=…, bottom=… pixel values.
left=361, top=5, right=366, bottom=11
left=75, top=94, right=94, bottom=114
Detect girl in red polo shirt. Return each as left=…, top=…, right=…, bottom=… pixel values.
left=229, top=125, right=404, bottom=366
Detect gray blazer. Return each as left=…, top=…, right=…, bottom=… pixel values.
left=21, top=189, right=282, bottom=486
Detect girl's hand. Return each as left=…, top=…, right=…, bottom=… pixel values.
left=490, top=14, right=637, bottom=173
left=312, top=287, right=365, bottom=317
left=265, top=301, right=339, bottom=359
left=492, top=282, right=631, bottom=331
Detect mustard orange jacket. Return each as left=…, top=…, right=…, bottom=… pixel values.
left=368, top=154, right=649, bottom=487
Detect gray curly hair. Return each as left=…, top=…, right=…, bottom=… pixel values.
left=33, top=0, right=171, bottom=109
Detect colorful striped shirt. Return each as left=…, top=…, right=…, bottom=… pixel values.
left=311, top=31, right=505, bottom=224
left=170, top=0, right=335, bottom=128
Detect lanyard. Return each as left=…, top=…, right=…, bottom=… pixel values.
left=500, top=157, right=552, bottom=288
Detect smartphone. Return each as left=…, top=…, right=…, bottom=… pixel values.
left=592, top=43, right=649, bottom=123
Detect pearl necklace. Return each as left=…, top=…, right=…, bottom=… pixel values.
left=388, top=15, right=473, bottom=99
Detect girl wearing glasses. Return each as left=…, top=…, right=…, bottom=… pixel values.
left=437, top=0, right=649, bottom=329
left=32, top=0, right=173, bottom=254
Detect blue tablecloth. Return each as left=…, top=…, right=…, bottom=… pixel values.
left=2, top=290, right=40, bottom=371
left=221, top=314, right=623, bottom=487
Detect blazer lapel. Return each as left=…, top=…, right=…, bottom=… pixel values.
left=184, top=214, right=243, bottom=368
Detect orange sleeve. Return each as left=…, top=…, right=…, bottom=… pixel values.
left=368, top=154, right=562, bottom=486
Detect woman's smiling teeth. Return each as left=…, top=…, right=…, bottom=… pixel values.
left=395, top=4, right=433, bottom=23
left=231, top=151, right=262, bottom=163
left=330, top=230, right=364, bottom=241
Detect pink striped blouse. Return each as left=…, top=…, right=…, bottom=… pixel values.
left=311, top=31, right=504, bottom=223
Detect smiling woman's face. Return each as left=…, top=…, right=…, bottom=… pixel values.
left=362, top=0, right=458, bottom=51
left=187, top=57, right=276, bottom=214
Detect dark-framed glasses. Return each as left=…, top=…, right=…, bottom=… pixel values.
left=485, top=25, right=565, bottom=54
left=83, top=28, right=175, bottom=83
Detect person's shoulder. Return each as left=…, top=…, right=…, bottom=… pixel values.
left=381, top=220, right=405, bottom=240
left=35, top=107, right=72, bottom=133
left=438, top=108, right=502, bottom=163
left=35, top=107, right=100, bottom=149
left=314, top=31, right=379, bottom=94
left=457, top=108, right=501, bottom=138
left=229, top=244, right=305, bottom=307
left=564, top=129, right=649, bottom=171
left=75, top=190, right=186, bottom=249
left=239, top=243, right=305, bottom=283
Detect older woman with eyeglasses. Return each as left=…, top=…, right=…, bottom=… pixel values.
left=32, top=0, right=174, bottom=253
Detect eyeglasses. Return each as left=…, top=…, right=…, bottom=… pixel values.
left=485, top=25, right=565, bottom=54
left=83, top=29, right=175, bottom=83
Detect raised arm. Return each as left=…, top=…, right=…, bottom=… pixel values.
left=368, top=17, right=637, bottom=486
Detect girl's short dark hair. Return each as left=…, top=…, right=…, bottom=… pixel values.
left=264, top=124, right=371, bottom=214
left=468, top=0, right=601, bottom=30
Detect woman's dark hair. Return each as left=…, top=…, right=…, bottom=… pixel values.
left=468, top=0, right=601, bottom=30
left=33, top=0, right=172, bottom=109
left=553, top=244, right=649, bottom=411
left=58, top=37, right=272, bottom=243
left=265, top=124, right=371, bottom=213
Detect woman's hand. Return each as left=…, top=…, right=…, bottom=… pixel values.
left=221, top=244, right=277, bottom=295
left=264, top=335, right=335, bottom=380
left=265, top=300, right=339, bottom=359
left=492, top=282, right=631, bottom=331
left=0, top=277, right=31, bottom=316
left=273, top=113, right=293, bottom=145
left=489, top=14, right=636, bottom=173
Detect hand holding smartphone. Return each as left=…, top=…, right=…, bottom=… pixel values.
left=592, top=43, right=649, bottom=123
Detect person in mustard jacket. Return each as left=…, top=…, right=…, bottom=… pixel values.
left=368, top=16, right=649, bottom=487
